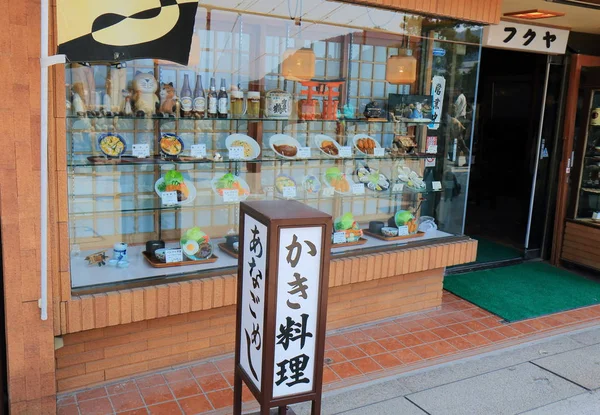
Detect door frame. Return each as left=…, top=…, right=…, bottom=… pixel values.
left=551, top=54, right=600, bottom=264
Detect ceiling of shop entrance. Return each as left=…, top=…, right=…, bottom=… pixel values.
left=502, top=0, right=600, bottom=33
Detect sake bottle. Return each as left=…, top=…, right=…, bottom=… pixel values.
left=180, top=74, right=193, bottom=118
left=208, top=77, right=218, bottom=119
left=218, top=78, right=228, bottom=119
left=193, top=74, right=205, bottom=119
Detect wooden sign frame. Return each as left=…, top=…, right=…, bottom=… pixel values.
left=234, top=200, right=333, bottom=415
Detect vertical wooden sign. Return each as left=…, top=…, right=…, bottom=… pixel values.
left=234, top=200, right=332, bottom=415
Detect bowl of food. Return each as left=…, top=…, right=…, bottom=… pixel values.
left=314, top=134, right=341, bottom=158
left=323, top=167, right=352, bottom=194
left=225, top=134, right=261, bottom=160
left=98, top=133, right=126, bottom=158
left=333, top=213, right=363, bottom=243
left=302, top=175, right=321, bottom=194
left=211, top=173, right=251, bottom=201
left=154, top=170, right=197, bottom=205
left=159, top=133, right=184, bottom=157
left=353, top=134, right=380, bottom=155
left=381, top=227, right=399, bottom=237
left=275, top=174, right=296, bottom=195
left=270, top=134, right=301, bottom=159
left=180, top=227, right=213, bottom=260
left=154, top=248, right=166, bottom=262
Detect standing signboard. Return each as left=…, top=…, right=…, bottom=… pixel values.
left=234, top=200, right=332, bottom=415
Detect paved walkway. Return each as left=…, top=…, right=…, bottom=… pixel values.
left=57, top=291, right=600, bottom=415
left=291, top=325, right=600, bottom=415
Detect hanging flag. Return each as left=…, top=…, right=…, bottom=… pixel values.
left=57, top=0, right=199, bottom=65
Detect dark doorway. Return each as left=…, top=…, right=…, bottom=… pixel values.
left=465, top=48, right=558, bottom=265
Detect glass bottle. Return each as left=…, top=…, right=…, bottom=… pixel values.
left=193, top=74, right=205, bottom=119
left=208, top=77, right=218, bottom=118
left=180, top=74, right=193, bottom=117
left=218, top=78, right=228, bottom=119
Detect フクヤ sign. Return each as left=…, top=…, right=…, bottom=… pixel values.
left=234, top=200, right=332, bottom=415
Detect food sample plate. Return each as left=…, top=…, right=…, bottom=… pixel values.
left=154, top=178, right=197, bottom=206
left=98, top=133, right=126, bottom=158
left=180, top=227, right=212, bottom=261
left=323, top=172, right=353, bottom=195
left=159, top=133, right=184, bottom=157
left=225, top=134, right=261, bottom=160
left=356, top=165, right=391, bottom=192
left=353, top=134, right=381, bottom=155
left=302, top=175, right=321, bottom=194
left=275, top=174, right=296, bottom=195
left=397, top=166, right=426, bottom=191
left=211, top=173, right=251, bottom=201
left=314, top=134, right=341, bottom=158
left=269, top=134, right=302, bottom=159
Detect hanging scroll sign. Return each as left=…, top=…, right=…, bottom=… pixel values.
left=56, top=0, right=199, bottom=65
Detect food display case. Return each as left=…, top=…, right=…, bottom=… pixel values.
left=65, top=7, right=482, bottom=291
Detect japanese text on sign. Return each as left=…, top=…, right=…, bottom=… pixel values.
left=273, top=227, right=322, bottom=398
left=429, top=76, right=445, bottom=130
left=240, top=215, right=268, bottom=390
left=483, top=21, right=569, bottom=55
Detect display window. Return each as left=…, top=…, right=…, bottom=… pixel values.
left=64, top=5, right=482, bottom=291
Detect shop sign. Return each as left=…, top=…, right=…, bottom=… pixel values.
left=433, top=48, right=446, bottom=57
left=483, top=21, right=569, bottom=55
left=56, top=0, right=198, bottom=65
left=429, top=76, right=446, bottom=130
left=234, top=201, right=332, bottom=415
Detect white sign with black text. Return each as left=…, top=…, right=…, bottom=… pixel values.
left=483, top=20, right=569, bottom=55
left=273, top=226, right=322, bottom=398
left=239, top=215, right=268, bottom=390
left=429, top=76, right=445, bottom=130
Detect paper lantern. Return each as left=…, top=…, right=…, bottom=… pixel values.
left=385, top=53, right=417, bottom=84
left=282, top=48, right=316, bottom=81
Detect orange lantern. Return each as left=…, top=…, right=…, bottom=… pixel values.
left=282, top=48, right=316, bottom=81
left=385, top=53, right=417, bottom=84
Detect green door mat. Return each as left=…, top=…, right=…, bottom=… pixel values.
left=444, top=262, right=600, bottom=322
left=472, top=237, right=522, bottom=264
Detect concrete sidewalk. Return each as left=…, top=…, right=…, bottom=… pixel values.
left=292, top=325, right=600, bottom=415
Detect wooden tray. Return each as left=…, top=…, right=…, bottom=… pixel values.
left=218, top=243, right=238, bottom=259
left=363, top=230, right=425, bottom=241
left=142, top=251, right=218, bottom=268
left=331, top=237, right=368, bottom=248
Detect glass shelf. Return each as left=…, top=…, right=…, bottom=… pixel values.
left=67, top=152, right=441, bottom=168
left=65, top=114, right=443, bottom=125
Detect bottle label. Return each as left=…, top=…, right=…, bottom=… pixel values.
left=218, top=98, right=228, bottom=114
left=193, top=97, right=205, bottom=112
left=208, top=97, right=217, bottom=114
left=180, top=97, right=193, bottom=112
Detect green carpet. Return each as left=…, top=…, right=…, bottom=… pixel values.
left=444, top=262, right=600, bottom=322
left=472, top=237, right=522, bottom=264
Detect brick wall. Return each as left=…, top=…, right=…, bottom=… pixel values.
left=55, top=267, right=444, bottom=392
left=1, top=0, right=58, bottom=412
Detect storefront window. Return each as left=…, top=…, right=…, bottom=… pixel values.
left=65, top=5, right=482, bottom=291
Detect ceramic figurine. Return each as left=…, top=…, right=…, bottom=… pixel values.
left=107, top=65, right=127, bottom=114
left=159, top=82, right=178, bottom=117
left=71, top=63, right=96, bottom=116
left=132, top=71, right=159, bottom=117
left=85, top=251, right=108, bottom=267
left=72, top=91, right=85, bottom=116
left=122, top=90, right=133, bottom=116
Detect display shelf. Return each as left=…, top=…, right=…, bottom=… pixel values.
left=71, top=230, right=454, bottom=289
left=66, top=152, right=441, bottom=167
left=65, top=114, right=443, bottom=125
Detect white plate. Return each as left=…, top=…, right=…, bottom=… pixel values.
left=269, top=134, right=302, bottom=159
left=210, top=174, right=251, bottom=201
left=352, top=134, right=381, bottom=155
left=302, top=175, right=321, bottom=194
left=314, top=134, right=341, bottom=158
left=322, top=173, right=353, bottom=195
left=154, top=178, right=197, bottom=206
left=225, top=134, right=261, bottom=160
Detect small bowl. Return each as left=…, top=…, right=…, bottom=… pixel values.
left=146, top=240, right=165, bottom=256
left=154, top=248, right=166, bottom=262
left=232, top=242, right=239, bottom=252
left=381, top=227, right=399, bottom=237
left=369, top=221, right=385, bottom=234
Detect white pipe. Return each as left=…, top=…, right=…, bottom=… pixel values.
left=40, top=0, right=65, bottom=320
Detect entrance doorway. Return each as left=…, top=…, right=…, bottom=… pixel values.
left=464, top=48, right=564, bottom=267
